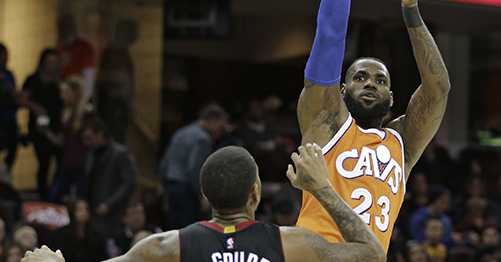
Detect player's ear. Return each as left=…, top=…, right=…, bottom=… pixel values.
left=389, top=91, right=394, bottom=107
left=340, top=83, right=347, bottom=97
left=250, top=183, right=260, bottom=209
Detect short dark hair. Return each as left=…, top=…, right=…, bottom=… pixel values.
left=84, top=117, right=109, bottom=138
left=198, top=104, right=228, bottom=121
left=0, top=43, right=6, bottom=55
left=37, top=48, right=59, bottom=73
left=345, top=57, right=388, bottom=83
left=200, top=146, right=257, bottom=210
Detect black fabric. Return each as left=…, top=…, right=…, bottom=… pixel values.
left=180, top=221, right=285, bottom=262
left=51, top=225, right=107, bottom=262
left=402, top=5, right=424, bottom=28
left=22, top=73, right=63, bottom=137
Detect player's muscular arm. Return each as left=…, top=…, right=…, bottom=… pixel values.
left=283, top=144, right=385, bottom=262
left=298, top=0, right=350, bottom=146
left=392, top=0, right=450, bottom=175
left=21, top=233, right=180, bottom=262
left=105, top=231, right=180, bottom=262
left=298, top=82, right=347, bottom=146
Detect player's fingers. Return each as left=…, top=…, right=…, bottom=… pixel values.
left=41, top=245, right=50, bottom=251
left=313, top=144, right=324, bottom=160
left=286, top=164, right=296, bottom=180
left=305, top=143, right=316, bottom=156
left=56, top=249, right=63, bottom=257
left=290, top=152, right=300, bottom=165
left=298, top=146, right=308, bottom=158
left=24, top=250, right=33, bottom=258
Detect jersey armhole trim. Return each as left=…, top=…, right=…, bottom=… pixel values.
left=386, top=128, right=406, bottom=194
left=178, top=229, right=182, bottom=262
left=321, top=114, right=353, bottom=155
left=279, top=228, right=286, bottom=262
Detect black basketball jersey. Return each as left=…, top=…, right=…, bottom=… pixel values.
left=179, top=220, right=285, bottom=262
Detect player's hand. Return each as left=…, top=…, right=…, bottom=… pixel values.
left=21, top=245, right=65, bottom=262
left=402, top=0, right=418, bottom=8
left=286, top=143, right=330, bottom=193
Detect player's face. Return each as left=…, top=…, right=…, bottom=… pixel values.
left=343, top=60, right=393, bottom=120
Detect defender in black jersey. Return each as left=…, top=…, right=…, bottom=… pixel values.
left=23, top=144, right=385, bottom=262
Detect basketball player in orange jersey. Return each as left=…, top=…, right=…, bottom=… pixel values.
left=296, top=0, right=450, bottom=253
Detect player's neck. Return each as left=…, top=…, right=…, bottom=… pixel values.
left=354, top=116, right=384, bottom=130
left=211, top=211, right=254, bottom=228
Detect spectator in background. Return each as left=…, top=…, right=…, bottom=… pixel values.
left=0, top=43, right=18, bottom=173
left=82, top=118, right=137, bottom=239
left=400, top=171, right=430, bottom=240
left=422, top=219, right=447, bottom=262
left=406, top=241, right=429, bottom=262
left=51, top=199, right=106, bottom=261
left=407, top=171, right=430, bottom=212
left=456, top=197, right=495, bottom=242
left=4, top=243, right=23, bottom=262
left=45, top=77, right=97, bottom=204
left=469, top=226, right=501, bottom=262
left=413, top=139, right=457, bottom=189
left=488, top=175, right=501, bottom=232
left=0, top=218, right=5, bottom=258
left=56, top=15, right=96, bottom=102
left=409, top=184, right=456, bottom=248
left=158, top=104, right=228, bottom=229
left=270, top=198, right=299, bottom=227
left=96, top=19, right=138, bottom=144
left=481, top=227, right=500, bottom=246
left=21, top=49, right=63, bottom=201
left=106, top=202, right=162, bottom=257
left=237, top=100, right=288, bottom=183
left=129, top=230, right=151, bottom=248
left=454, top=175, right=489, bottom=221
left=12, top=226, right=37, bottom=253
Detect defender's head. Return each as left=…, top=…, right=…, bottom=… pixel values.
left=200, top=146, right=261, bottom=213
left=342, top=57, right=393, bottom=122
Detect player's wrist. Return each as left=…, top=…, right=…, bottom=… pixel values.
left=309, top=180, right=332, bottom=195
left=402, top=5, right=424, bottom=28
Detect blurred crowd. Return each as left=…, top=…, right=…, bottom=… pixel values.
left=1, top=13, right=501, bottom=262
left=0, top=12, right=303, bottom=261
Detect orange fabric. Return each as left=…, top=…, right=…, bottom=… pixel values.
left=57, top=38, right=95, bottom=78
left=296, top=115, right=406, bottom=253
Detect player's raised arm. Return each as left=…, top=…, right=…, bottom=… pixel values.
left=298, top=0, right=350, bottom=146
left=389, top=0, right=451, bottom=174
left=281, top=144, right=386, bottom=262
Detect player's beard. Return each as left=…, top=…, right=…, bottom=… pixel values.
left=343, top=92, right=390, bottom=121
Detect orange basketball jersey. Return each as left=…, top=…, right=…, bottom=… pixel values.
left=296, top=114, right=406, bottom=252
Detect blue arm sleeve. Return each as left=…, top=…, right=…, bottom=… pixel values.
left=304, top=0, right=351, bottom=86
